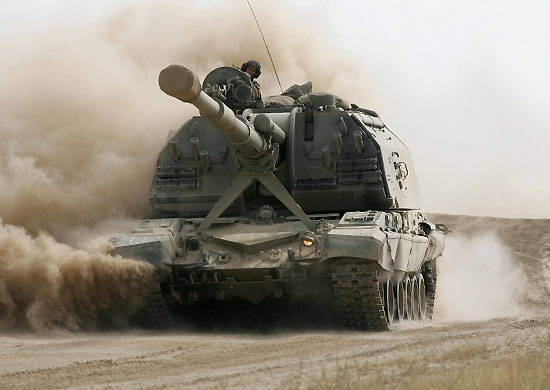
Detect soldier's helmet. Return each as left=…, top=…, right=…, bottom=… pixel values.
left=240, top=60, right=261, bottom=79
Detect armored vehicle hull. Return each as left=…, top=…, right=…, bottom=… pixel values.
left=110, top=65, right=445, bottom=330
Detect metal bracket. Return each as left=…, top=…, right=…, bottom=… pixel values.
left=197, top=169, right=316, bottom=232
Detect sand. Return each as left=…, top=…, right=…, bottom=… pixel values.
left=0, top=214, right=548, bottom=389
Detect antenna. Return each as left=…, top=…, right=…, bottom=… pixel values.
left=245, top=0, right=283, bottom=93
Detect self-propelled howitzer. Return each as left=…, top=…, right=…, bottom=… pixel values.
left=110, top=64, right=446, bottom=330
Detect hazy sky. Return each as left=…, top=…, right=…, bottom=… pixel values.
left=1, top=0, right=549, bottom=224
left=322, top=0, right=550, bottom=218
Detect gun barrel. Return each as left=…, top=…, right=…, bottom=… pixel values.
left=253, top=114, right=286, bottom=144
left=158, top=65, right=266, bottom=158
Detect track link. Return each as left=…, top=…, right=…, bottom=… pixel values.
left=421, top=260, right=437, bottom=320
left=136, top=289, right=173, bottom=329
left=331, top=263, right=388, bottom=331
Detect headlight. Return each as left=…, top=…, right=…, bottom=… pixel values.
left=302, top=239, right=314, bottom=247
left=299, top=232, right=316, bottom=251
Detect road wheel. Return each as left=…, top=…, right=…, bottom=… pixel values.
left=405, top=278, right=413, bottom=320
left=396, top=280, right=406, bottom=321
left=384, top=280, right=395, bottom=325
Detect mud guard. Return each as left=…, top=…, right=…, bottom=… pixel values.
left=109, top=232, right=176, bottom=269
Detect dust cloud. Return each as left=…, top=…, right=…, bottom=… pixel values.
left=0, top=0, right=360, bottom=240
left=0, top=0, right=358, bottom=331
left=0, top=221, right=155, bottom=331
left=435, top=232, right=528, bottom=322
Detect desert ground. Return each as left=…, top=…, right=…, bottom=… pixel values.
left=1, top=214, right=549, bottom=389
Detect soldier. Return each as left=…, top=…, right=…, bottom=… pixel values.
left=240, top=60, right=261, bottom=100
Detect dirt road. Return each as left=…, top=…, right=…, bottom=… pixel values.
left=1, top=215, right=548, bottom=389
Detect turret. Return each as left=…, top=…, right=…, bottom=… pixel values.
left=152, top=64, right=420, bottom=220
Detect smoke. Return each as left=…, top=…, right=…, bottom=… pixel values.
left=434, top=232, right=528, bottom=322
left=0, top=221, right=155, bottom=331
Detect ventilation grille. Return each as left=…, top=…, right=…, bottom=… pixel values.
left=294, top=177, right=337, bottom=190
left=155, top=165, right=199, bottom=190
